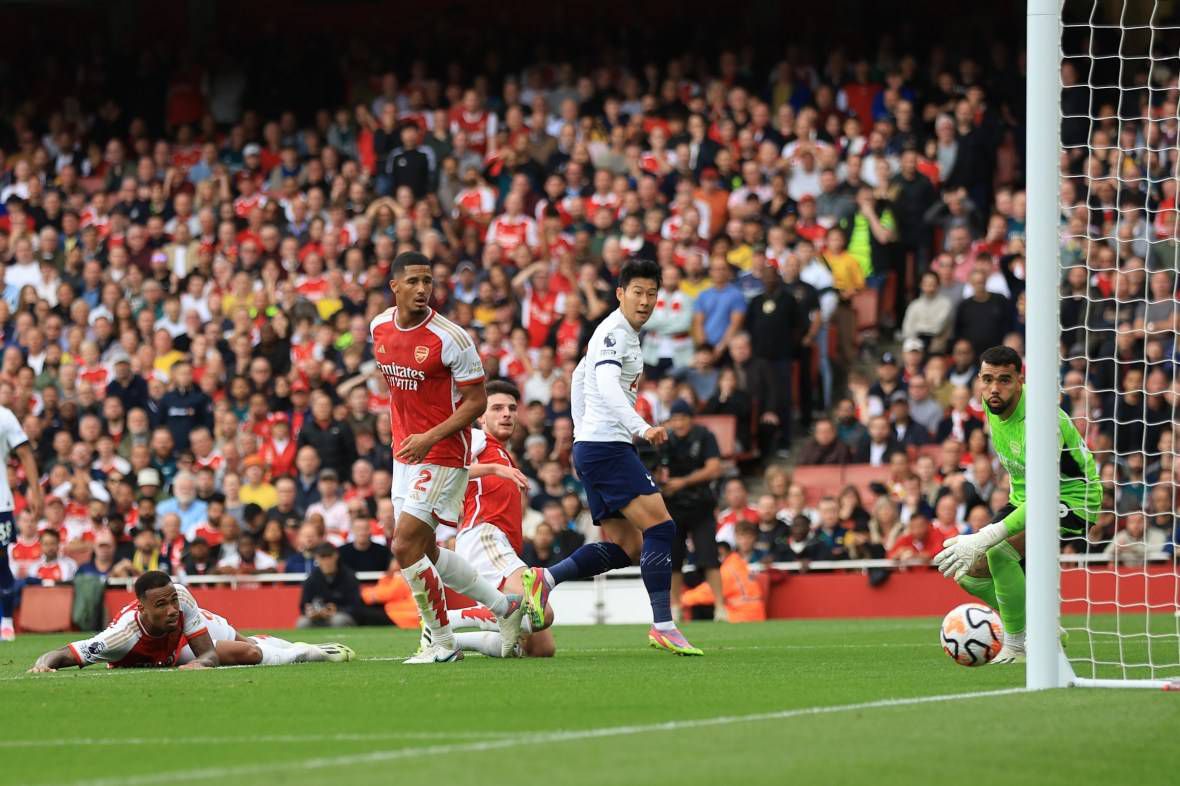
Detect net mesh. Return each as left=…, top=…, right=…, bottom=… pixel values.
left=1057, top=0, right=1180, bottom=681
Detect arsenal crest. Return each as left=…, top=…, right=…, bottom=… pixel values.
left=414, top=346, right=429, bottom=364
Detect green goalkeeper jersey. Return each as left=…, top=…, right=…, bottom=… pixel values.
left=985, top=389, right=1102, bottom=536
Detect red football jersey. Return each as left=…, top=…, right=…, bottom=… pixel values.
left=460, top=429, right=524, bottom=555
left=371, top=307, right=485, bottom=468
left=449, top=110, right=498, bottom=155
left=67, top=584, right=208, bottom=669
left=485, top=214, right=538, bottom=255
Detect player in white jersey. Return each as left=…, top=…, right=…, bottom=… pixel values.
left=520, top=259, right=703, bottom=655
left=28, top=571, right=354, bottom=671
left=0, top=404, right=42, bottom=642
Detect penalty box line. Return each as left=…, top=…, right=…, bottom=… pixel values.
left=68, top=687, right=1025, bottom=786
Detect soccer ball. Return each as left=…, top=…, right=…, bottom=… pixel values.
left=940, top=603, right=1004, bottom=667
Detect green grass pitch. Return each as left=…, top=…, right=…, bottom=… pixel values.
left=1, top=619, right=1177, bottom=786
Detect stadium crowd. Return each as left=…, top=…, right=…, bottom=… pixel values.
left=2, top=33, right=1179, bottom=626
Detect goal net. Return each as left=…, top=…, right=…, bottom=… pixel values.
left=1050, top=0, right=1180, bottom=687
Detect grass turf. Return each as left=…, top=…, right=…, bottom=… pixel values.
left=1, top=619, right=1177, bottom=786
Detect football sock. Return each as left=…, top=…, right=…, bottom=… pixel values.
left=546, top=541, right=632, bottom=587
left=252, top=636, right=321, bottom=665
left=986, top=540, right=1026, bottom=638
left=957, top=575, right=999, bottom=610
left=0, top=551, right=14, bottom=618
left=402, top=555, right=454, bottom=649
left=455, top=631, right=507, bottom=658
left=641, top=521, right=676, bottom=630
left=451, top=605, right=500, bottom=631
left=434, top=548, right=509, bottom=617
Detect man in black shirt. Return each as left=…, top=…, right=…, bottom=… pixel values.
left=779, top=255, right=821, bottom=431
left=387, top=124, right=435, bottom=200
left=660, top=401, right=724, bottom=621
left=297, top=393, right=356, bottom=478
left=745, top=261, right=799, bottom=451
left=297, top=544, right=362, bottom=628
left=106, top=352, right=149, bottom=413
left=339, top=519, right=392, bottom=574
left=953, top=268, right=1011, bottom=358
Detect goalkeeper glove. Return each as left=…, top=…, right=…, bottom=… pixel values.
left=933, top=522, right=1010, bottom=581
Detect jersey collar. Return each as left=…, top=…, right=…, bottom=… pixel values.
left=392, top=307, right=434, bottom=332
left=612, top=309, right=639, bottom=337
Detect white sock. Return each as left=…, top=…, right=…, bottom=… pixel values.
left=451, top=605, right=500, bottom=631
left=402, top=555, right=454, bottom=648
left=455, top=631, right=506, bottom=658
left=434, top=548, right=509, bottom=616
left=543, top=568, right=555, bottom=589
left=1006, top=630, right=1026, bottom=650
left=252, top=637, right=320, bottom=665
left=1, top=616, right=12, bottom=627
left=252, top=634, right=296, bottom=649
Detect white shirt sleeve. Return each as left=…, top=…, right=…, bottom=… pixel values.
left=68, top=615, right=139, bottom=667
left=593, top=361, right=651, bottom=438
left=177, top=584, right=210, bottom=639
left=0, top=407, right=28, bottom=450
left=441, top=329, right=486, bottom=386
left=469, top=428, right=488, bottom=458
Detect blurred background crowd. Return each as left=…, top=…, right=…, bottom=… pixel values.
left=2, top=0, right=1177, bottom=624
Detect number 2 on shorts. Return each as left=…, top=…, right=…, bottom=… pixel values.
left=413, top=468, right=433, bottom=493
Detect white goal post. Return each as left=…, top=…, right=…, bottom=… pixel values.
left=1027, top=0, right=1180, bottom=690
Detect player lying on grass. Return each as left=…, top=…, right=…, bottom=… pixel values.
left=520, top=258, right=702, bottom=656
left=420, top=380, right=555, bottom=658
left=372, top=251, right=524, bottom=664
left=933, top=346, right=1101, bottom=664
left=27, top=570, right=354, bottom=671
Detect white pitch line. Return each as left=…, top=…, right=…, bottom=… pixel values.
left=0, top=731, right=512, bottom=749
left=67, top=688, right=1025, bottom=786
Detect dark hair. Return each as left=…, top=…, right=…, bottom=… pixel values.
left=391, top=251, right=431, bottom=278
left=134, top=570, right=172, bottom=599
left=485, top=379, right=521, bottom=401
left=40, top=528, right=60, bottom=541
left=979, top=346, right=1022, bottom=373
left=619, top=258, right=661, bottom=289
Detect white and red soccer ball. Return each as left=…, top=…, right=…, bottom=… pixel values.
left=940, top=603, right=1004, bottom=667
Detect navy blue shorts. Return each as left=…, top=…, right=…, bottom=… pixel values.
left=573, top=441, right=659, bottom=524
left=0, top=510, right=14, bottom=549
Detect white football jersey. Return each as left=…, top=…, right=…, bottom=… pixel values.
left=571, top=309, right=651, bottom=444
left=0, top=405, right=29, bottom=513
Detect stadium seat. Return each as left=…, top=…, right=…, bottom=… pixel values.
left=839, top=464, right=885, bottom=505
left=18, top=585, right=75, bottom=633
left=851, top=289, right=879, bottom=333
left=696, top=414, right=737, bottom=458
left=791, top=465, right=844, bottom=505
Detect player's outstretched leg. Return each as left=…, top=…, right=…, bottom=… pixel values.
left=265, top=634, right=356, bottom=663
left=449, top=604, right=500, bottom=631
left=0, top=548, right=15, bottom=642
left=523, top=544, right=631, bottom=628
left=432, top=548, right=525, bottom=657
left=986, top=540, right=1026, bottom=664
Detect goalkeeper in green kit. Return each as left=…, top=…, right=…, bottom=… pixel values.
left=933, top=346, right=1101, bottom=664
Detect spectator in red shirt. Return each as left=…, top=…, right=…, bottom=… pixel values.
left=886, top=512, right=945, bottom=563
